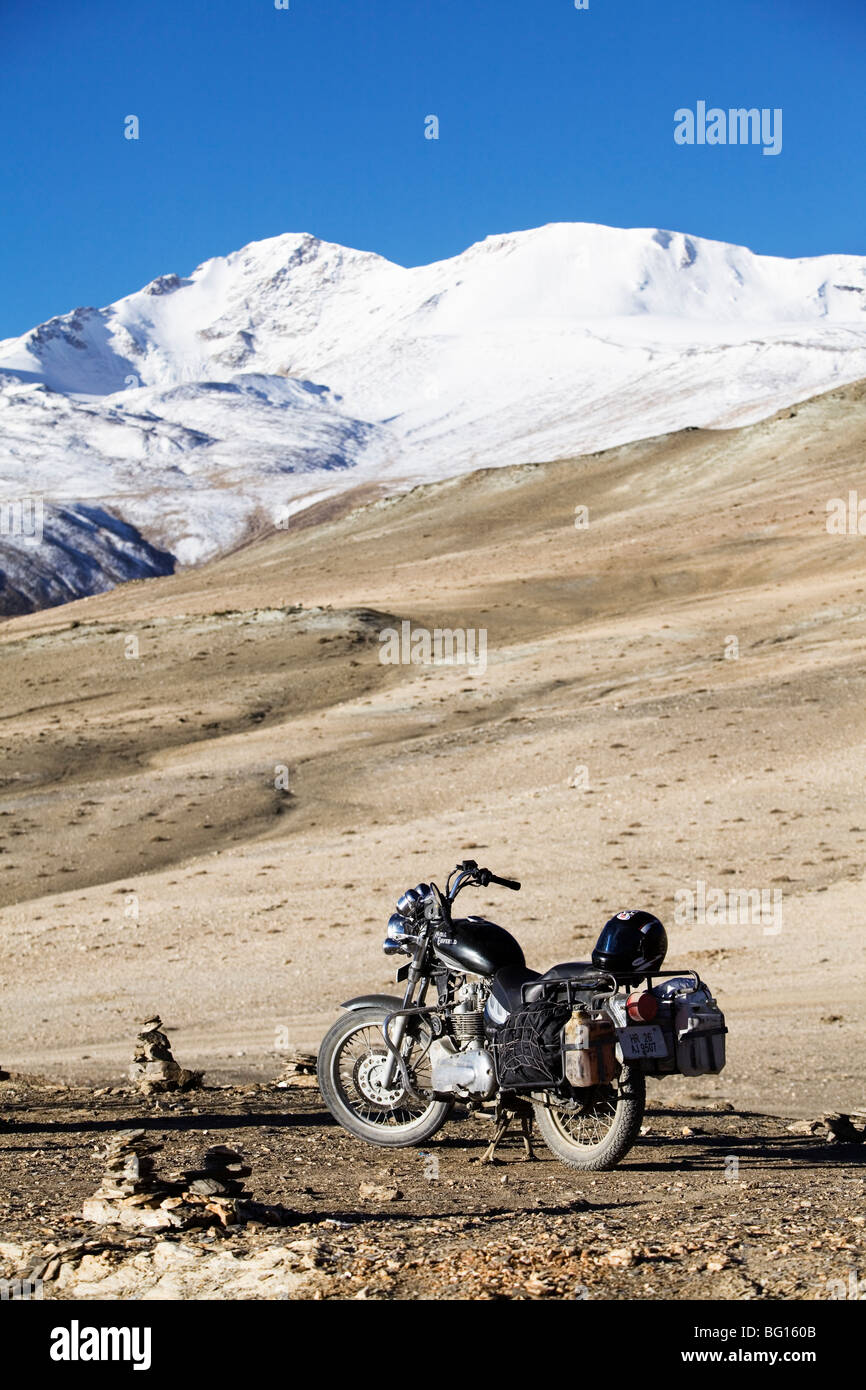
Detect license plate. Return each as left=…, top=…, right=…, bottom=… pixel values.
left=619, top=1025, right=668, bottom=1060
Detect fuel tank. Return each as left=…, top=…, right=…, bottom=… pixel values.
left=432, top=916, right=525, bottom=976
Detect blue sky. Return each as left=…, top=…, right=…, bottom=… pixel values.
left=1, top=0, right=863, bottom=337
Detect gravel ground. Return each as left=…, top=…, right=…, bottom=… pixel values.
left=1, top=1076, right=863, bottom=1301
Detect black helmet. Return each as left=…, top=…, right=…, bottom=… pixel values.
left=592, top=909, right=668, bottom=981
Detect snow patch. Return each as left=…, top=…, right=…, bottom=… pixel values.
left=2, top=221, right=866, bottom=613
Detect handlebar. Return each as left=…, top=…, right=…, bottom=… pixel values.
left=406, top=862, right=520, bottom=940
left=442, top=860, right=521, bottom=904
left=486, top=872, right=521, bottom=891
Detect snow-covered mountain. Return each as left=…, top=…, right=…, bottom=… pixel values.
left=2, top=222, right=866, bottom=613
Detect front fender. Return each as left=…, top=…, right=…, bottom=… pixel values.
left=340, top=994, right=403, bottom=1012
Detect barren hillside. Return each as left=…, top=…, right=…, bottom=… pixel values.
left=1, top=379, right=866, bottom=1119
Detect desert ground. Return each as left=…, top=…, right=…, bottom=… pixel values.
left=1, top=1078, right=863, bottom=1301
left=1, top=379, right=866, bottom=1298
left=2, top=377, right=866, bottom=1110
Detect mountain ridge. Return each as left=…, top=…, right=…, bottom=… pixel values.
left=2, top=220, right=866, bottom=614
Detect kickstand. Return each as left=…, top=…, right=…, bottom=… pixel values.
left=478, top=1103, right=537, bottom=1164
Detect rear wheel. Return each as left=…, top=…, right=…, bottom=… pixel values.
left=318, top=1006, right=451, bottom=1148
left=533, top=1065, right=645, bottom=1171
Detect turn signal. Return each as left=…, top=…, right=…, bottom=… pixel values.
left=626, top=990, right=659, bottom=1023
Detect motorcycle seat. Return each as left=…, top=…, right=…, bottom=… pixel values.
left=490, top=961, right=608, bottom=1016
left=489, top=965, right=542, bottom=1016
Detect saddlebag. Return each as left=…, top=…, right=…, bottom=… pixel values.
left=669, top=982, right=726, bottom=1076
left=490, top=1001, right=571, bottom=1090
left=620, top=977, right=727, bottom=1077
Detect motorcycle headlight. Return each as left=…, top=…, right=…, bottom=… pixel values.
left=383, top=911, right=409, bottom=955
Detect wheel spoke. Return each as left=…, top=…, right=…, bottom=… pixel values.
left=552, top=1083, right=621, bottom=1149
left=333, top=1018, right=437, bottom=1132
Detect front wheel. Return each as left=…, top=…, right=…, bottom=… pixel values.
left=533, top=1065, right=645, bottom=1171
left=318, top=1006, right=452, bottom=1147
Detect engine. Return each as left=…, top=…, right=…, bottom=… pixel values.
left=430, top=1037, right=496, bottom=1099
left=430, top=980, right=497, bottom=1100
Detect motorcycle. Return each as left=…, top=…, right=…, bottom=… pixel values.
left=318, top=860, right=727, bottom=1170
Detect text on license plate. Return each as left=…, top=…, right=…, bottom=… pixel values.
left=619, top=1025, right=668, bottom=1060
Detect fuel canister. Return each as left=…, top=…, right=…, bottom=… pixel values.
left=563, top=1009, right=618, bottom=1087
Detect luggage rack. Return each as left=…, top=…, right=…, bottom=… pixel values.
left=520, top=966, right=709, bottom=1010
left=520, top=966, right=618, bottom=1011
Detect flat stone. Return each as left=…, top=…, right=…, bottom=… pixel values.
left=187, top=1179, right=235, bottom=1196
left=204, top=1146, right=244, bottom=1161
left=358, top=1182, right=401, bottom=1202
left=82, top=1198, right=123, bottom=1226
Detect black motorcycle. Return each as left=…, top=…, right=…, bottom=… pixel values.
left=318, top=860, right=726, bottom=1170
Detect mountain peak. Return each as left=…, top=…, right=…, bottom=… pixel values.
left=2, top=221, right=866, bottom=614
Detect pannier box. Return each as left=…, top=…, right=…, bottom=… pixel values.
left=672, top=988, right=726, bottom=1075
left=622, top=976, right=726, bottom=1078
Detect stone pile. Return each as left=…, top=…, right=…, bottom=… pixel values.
left=129, top=1015, right=203, bottom=1096
left=82, top=1129, right=178, bottom=1230
left=275, top=1048, right=318, bottom=1089
left=82, top=1135, right=271, bottom=1232
left=94, top=1130, right=164, bottom=1200
left=172, top=1146, right=293, bottom=1230
left=786, top=1111, right=866, bottom=1144
left=823, top=1111, right=865, bottom=1145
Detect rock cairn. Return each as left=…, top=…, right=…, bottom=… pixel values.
left=129, top=1015, right=203, bottom=1096
left=96, top=1130, right=164, bottom=1200
left=823, top=1112, right=865, bottom=1145
left=83, top=1129, right=177, bottom=1229
left=82, top=1135, right=280, bottom=1231
left=275, top=1048, right=318, bottom=1089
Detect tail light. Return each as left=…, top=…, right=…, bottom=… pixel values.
left=626, top=989, right=659, bottom=1023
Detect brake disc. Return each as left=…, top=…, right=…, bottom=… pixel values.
left=355, top=1053, right=405, bottom=1108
